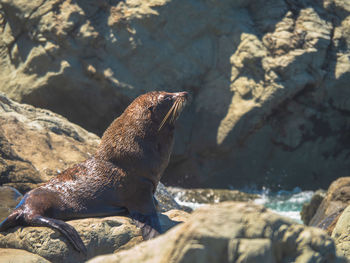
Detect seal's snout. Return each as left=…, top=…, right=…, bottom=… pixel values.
left=158, top=91, right=188, bottom=131
left=174, top=91, right=188, bottom=99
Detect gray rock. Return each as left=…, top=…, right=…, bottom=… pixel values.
left=309, top=177, right=350, bottom=234
left=167, top=187, right=259, bottom=204
left=0, top=0, right=350, bottom=190
left=0, top=210, right=189, bottom=263
left=154, top=182, right=188, bottom=212
left=88, top=202, right=347, bottom=263
left=301, top=189, right=326, bottom=225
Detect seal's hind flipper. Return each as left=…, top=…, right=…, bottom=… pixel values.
left=27, top=215, right=87, bottom=255
left=130, top=211, right=162, bottom=240
left=0, top=210, right=21, bottom=231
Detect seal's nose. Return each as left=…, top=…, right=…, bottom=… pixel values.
left=174, top=91, right=188, bottom=99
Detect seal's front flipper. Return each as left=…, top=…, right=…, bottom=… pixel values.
left=27, top=215, right=87, bottom=255
left=153, top=197, right=160, bottom=211
left=130, top=211, right=162, bottom=240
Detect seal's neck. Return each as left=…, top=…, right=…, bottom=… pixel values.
left=95, top=114, right=174, bottom=167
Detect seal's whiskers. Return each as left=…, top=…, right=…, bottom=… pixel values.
left=158, top=100, right=177, bottom=131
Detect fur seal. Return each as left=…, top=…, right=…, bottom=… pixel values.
left=0, top=91, right=188, bottom=254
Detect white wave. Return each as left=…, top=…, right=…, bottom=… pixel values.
left=173, top=197, right=206, bottom=210
left=171, top=186, right=314, bottom=224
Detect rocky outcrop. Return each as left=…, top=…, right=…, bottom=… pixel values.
left=0, top=186, right=23, bottom=222
left=0, top=0, right=350, bottom=190
left=0, top=94, right=100, bottom=193
left=301, top=189, right=326, bottom=225
left=0, top=210, right=189, bottom=263
left=88, top=202, right=346, bottom=263
left=167, top=187, right=259, bottom=204
left=0, top=248, right=50, bottom=263
left=308, top=177, right=350, bottom=234
left=154, top=183, right=188, bottom=212
left=332, top=205, right=350, bottom=260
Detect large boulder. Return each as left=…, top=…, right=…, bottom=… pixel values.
left=0, top=248, right=50, bottom=263
left=88, top=202, right=346, bottom=263
left=308, top=177, right=350, bottom=234
left=167, top=187, right=259, bottom=204
left=332, top=205, right=350, bottom=260
left=0, top=0, right=350, bottom=190
left=0, top=210, right=189, bottom=263
left=0, top=93, right=100, bottom=193
left=300, top=189, right=326, bottom=225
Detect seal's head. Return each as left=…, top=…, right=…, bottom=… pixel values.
left=97, top=91, right=188, bottom=162
left=122, top=91, right=188, bottom=133
left=148, top=91, right=188, bottom=131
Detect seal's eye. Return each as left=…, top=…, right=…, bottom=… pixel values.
left=148, top=105, right=155, bottom=112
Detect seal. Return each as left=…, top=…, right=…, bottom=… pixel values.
left=0, top=91, right=188, bottom=254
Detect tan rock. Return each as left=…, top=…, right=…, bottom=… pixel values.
left=0, top=94, right=100, bottom=193
left=0, top=210, right=188, bottom=263
left=301, top=189, right=326, bottom=225
left=0, top=248, right=50, bottom=263
left=331, top=205, right=350, bottom=260
left=0, top=0, right=350, bottom=190
left=167, top=187, right=259, bottom=204
left=0, top=186, right=23, bottom=222
left=309, top=177, right=350, bottom=233
left=88, top=202, right=346, bottom=263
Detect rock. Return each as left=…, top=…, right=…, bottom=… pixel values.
left=309, top=177, right=350, bottom=234
left=0, top=186, right=23, bottom=222
left=0, top=210, right=188, bottom=263
left=167, top=187, right=259, bottom=205
left=0, top=94, right=100, bottom=193
left=301, top=189, right=326, bottom=225
left=0, top=0, right=350, bottom=190
left=0, top=248, right=50, bottom=263
left=154, top=183, right=188, bottom=212
left=332, top=205, right=350, bottom=260
left=87, top=202, right=346, bottom=263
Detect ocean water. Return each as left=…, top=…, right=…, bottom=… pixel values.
left=173, top=187, right=314, bottom=224
left=253, top=187, right=314, bottom=223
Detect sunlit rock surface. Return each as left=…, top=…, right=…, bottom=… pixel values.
left=0, top=94, right=100, bottom=193
left=88, top=202, right=346, bottom=263
left=332, top=205, right=350, bottom=260
left=0, top=210, right=189, bottom=263
left=0, top=0, right=350, bottom=189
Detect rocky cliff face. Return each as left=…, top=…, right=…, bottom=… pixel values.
left=0, top=93, right=99, bottom=193
left=0, top=0, right=349, bottom=189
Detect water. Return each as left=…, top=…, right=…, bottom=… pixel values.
left=173, top=197, right=206, bottom=210
left=173, top=186, right=314, bottom=224
left=253, top=187, right=314, bottom=223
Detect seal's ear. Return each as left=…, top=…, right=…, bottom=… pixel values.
left=148, top=106, right=155, bottom=112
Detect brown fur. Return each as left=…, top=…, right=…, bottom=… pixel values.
left=0, top=91, right=188, bottom=254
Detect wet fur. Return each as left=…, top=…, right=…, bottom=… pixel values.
left=0, top=91, right=187, bottom=254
